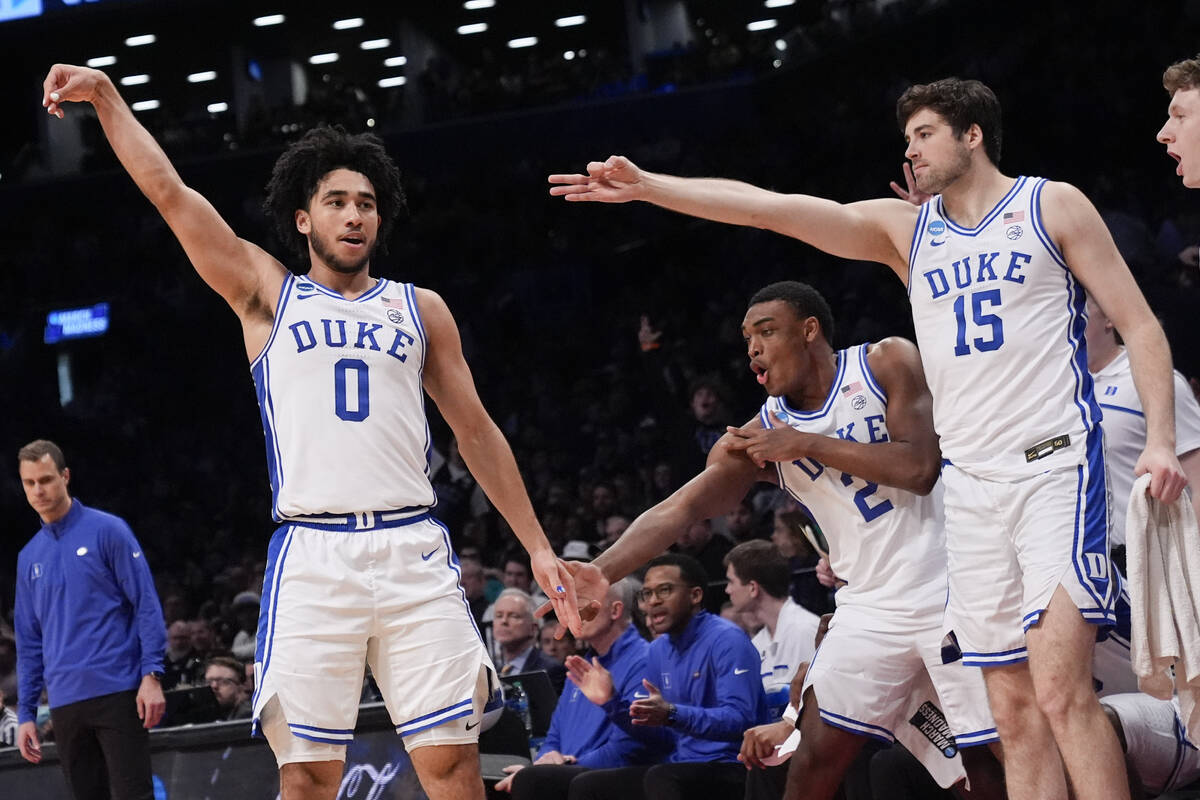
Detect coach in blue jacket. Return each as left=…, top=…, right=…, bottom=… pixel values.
left=14, top=440, right=167, bottom=800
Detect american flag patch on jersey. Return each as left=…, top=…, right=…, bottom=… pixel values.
left=840, top=381, right=863, bottom=395
left=1003, top=210, right=1025, bottom=224
left=381, top=296, right=404, bottom=308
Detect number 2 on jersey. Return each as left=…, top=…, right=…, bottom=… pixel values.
left=334, top=358, right=370, bottom=421
left=953, top=289, right=1004, bottom=356
left=792, top=458, right=894, bottom=523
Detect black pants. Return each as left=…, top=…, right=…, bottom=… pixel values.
left=569, top=762, right=747, bottom=800
left=511, top=764, right=591, bottom=800
left=50, top=690, right=153, bottom=800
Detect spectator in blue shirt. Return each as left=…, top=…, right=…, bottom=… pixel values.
left=495, top=578, right=665, bottom=798
left=14, top=440, right=167, bottom=800
left=567, top=554, right=768, bottom=800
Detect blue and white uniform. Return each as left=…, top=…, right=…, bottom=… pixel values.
left=765, top=343, right=995, bottom=788
left=908, top=177, right=1114, bottom=664
left=249, top=274, right=492, bottom=762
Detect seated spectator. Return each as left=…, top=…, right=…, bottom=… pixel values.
left=189, top=618, right=221, bottom=662
left=723, top=541, right=820, bottom=717
left=493, top=589, right=566, bottom=693
left=601, top=514, right=632, bottom=551
left=725, top=499, right=762, bottom=544
left=539, top=621, right=579, bottom=666
left=496, top=579, right=666, bottom=798
left=203, top=656, right=252, bottom=721
left=163, top=620, right=201, bottom=689
left=673, top=519, right=732, bottom=586
left=229, top=591, right=259, bottom=662
left=565, top=554, right=768, bottom=800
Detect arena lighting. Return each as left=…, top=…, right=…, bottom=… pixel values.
left=457, top=22, right=487, bottom=34
left=131, top=100, right=160, bottom=111
left=508, top=36, right=537, bottom=49
left=333, top=18, right=363, bottom=30
left=207, top=102, right=228, bottom=113
left=253, top=14, right=285, bottom=26
left=464, top=0, right=495, bottom=9
left=86, top=55, right=117, bottom=68
left=309, top=53, right=340, bottom=64
left=746, top=19, right=778, bottom=31
left=563, top=50, right=575, bottom=60
left=378, top=76, right=407, bottom=88
left=775, top=38, right=787, bottom=50
left=360, top=38, right=390, bottom=50
left=119, top=74, right=150, bottom=86
left=125, top=34, right=156, bottom=46
left=383, top=56, right=407, bottom=67
left=765, top=0, right=795, bottom=7
left=187, top=71, right=217, bottom=83
left=555, top=15, right=585, bottom=27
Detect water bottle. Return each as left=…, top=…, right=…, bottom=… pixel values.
left=506, top=680, right=532, bottom=735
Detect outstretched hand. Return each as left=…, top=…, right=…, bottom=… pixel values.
left=565, top=654, right=616, bottom=705
left=535, top=560, right=606, bottom=630
left=42, top=64, right=109, bottom=119
left=529, top=550, right=584, bottom=636
left=889, top=162, right=932, bottom=206
left=548, top=155, right=643, bottom=203
left=725, top=423, right=811, bottom=468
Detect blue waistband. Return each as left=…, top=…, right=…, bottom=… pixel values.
left=277, top=507, right=431, bottom=532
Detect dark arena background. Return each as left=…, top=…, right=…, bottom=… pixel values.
left=1, top=1, right=1199, bottom=798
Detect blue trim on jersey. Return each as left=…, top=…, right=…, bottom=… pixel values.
left=404, top=283, right=434, bottom=477
left=1098, top=402, right=1144, bottom=418
left=289, top=722, right=355, bottom=735
left=396, top=698, right=474, bottom=736
left=288, top=729, right=353, bottom=745
left=1029, top=179, right=1068, bottom=266
left=956, top=728, right=1000, bottom=747
left=818, top=708, right=894, bottom=743
left=906, top=201, right=932, bottom=296
left=961, top=648, right=1028, bottom=667
left=297, top=274, right=390, bottom=304
left=357, top=278, right=389, bottom=303
left=280, top=509, right=431, bottom=532
left=937, top=176, right=1027, bottom=236
left=773, top=460, right=827, bottom=551
left=253, top=526, right=296, bottom=715
left=252, top=357, right=284, bottom=522
left=778, top=351, right=847, bottom=420
left=250, top=273, right=295, bottom=371
left=857, top=344, right=888, bottom=407
left=1070, top=428, right=1113, bottom=613
left=431, top=516, right=489, bottom=647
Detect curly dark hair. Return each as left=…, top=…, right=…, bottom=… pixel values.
left=263, top=125, right=407, bottom=264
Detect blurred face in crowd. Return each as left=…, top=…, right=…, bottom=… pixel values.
left=538, top=625, right=576, bottom=664
left=191, top=620, right=217, bottom=655
left=726, top=504, right=754, bottom=540
left=676, top=520, right=712, bottom=552
left=691, top=386, right=721, bottom=425
left=459, top=559, right=485, bottom=600
left=493, top=595, right=535, bottom=650
left=772, top=511, right=802, bottom=559
left=1159, top=87, right=1200, bottom=188
left=19, top=454, right=72, bottom=524
left=296, top=168, right=380, bottom=274
left=603, top=514, right=631, bottom=546
left=903, top=108, right=975, bottom=195
left=205, top=663, right=245, bottom=710
left=592, top=484, right=616, bottom=517
left=641, top=565, right=701, bottom=637
left=503, top=560, right=531, bottom=592
left=724, top=563, right=757, bottom=613
left=167, top=621, right=193, bottom=658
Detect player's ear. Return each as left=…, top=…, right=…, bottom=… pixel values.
left=295, top=209, right=310, bottom=234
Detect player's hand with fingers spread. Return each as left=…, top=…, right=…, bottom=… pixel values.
left=724, top=423, right=811, bottom=468
left=42, top=63, right=111, bottom=119
left=1135, top=444, right=1188, bottom=503
left=548, top=155, right=644, bottom=203
left=530, top=549, right=583, bottom=636
left=629, top=679, right=672, bottom=726
left=565, top=654, right=616, bottom=705
left=738, top=720, right=796, bottom=770
left=537, top=560, right=606, bottom=627
left=889, top=162, right=933, bottom=206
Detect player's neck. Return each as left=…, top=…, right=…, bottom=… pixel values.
left=786, top=348, right=839, bottom=411
left=307, top=262, right=377, bottom=299
left=938, top=165, right=1015, bottom=229
left=1089, top=341, right=1123, bottom=373
left=756, top=594, right=786, bottom=636
left=589, top=621, right=627, bottom=656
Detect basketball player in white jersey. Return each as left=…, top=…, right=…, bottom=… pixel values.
left=570, top=280, right=1001, bottom=799
left=550, top=77, right=1187, bottom=800
left=41, top=64, right=581, bottom=800
left=1158, top=56, right=1200, bottom=189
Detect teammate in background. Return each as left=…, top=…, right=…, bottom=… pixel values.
left=551, top=77, right=1186, bottom=800
left=42, top=64, right=579, bottom=800
left=565, top=282, right=1001, bottom=799
left=1158, top=57, right=1200, bottom=189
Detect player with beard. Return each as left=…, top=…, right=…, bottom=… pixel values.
left=550, top=77, right=1186, bottom=800
left=41, top=64, right=581, bottom=800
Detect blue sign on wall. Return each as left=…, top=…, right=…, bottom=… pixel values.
left=44, top=302, right=110, bottom=344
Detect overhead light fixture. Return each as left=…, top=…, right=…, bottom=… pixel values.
left=378, top=76, right=407, bottom=88
left=86, top=56, right=117, bottom=68
left=131, top=99, right=159, bottom=111
left=464, top=0, right=495, bottom=9
left=384, top=56, right=407, bottom=67
left=747, top=19, right=778, bottom=31
left=253, top=14, right=285, bottom=26
left=555, top=15, right=586, bottom=27
left=765, top=0, right=795, bottom=7
left=125, top=34, right=156, bottom=47
left=508, top=36, right=537, bottom=49
left=120, top=74, right=150, bottom=86
left=333, top=18, right=363, bottom=30
left=187, top=71, right=217, bottom=83
left=775, top=39, right=787, bottom=50
left=309, top=53, right=340, bottom=64
left=361, top=38, right=390, bottom=50
left=563, top=50, right=575, bottom=61
left=207, top=102, right=228, bottom=113
left=457, top=22, right=487, bottom=34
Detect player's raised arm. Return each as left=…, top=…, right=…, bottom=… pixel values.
left=1041, top=181, right=1187, bottom=502
left=548, top=155, right=919, bottom=279
left=42, top=64, right=282, bottom=318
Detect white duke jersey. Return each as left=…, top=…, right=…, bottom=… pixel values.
left=763, top=344, right=948, bottom=632
left=250, top=274, right=436, bottom=520
left=1093, top=349, right=1200, bottom=547
left=907, top=177, right=1102, bottom=481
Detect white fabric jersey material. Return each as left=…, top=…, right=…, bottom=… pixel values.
left=1101, top=693, right=1200, bottom=795
left=752, top=598, right=820, bottom=702
left=251, top=275, right=436, bottom=519
left=1093, top=349, right=1200, bottom=547
left=907, top=177, right=1101, bottom=481
left=765, top=344, right=947, bottom=631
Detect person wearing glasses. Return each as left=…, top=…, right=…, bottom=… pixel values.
left=204, top=657, right=252, bottom=721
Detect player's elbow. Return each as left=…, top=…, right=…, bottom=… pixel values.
left=904, top=459, right=941, bottom=496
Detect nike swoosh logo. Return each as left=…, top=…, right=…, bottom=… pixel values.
left=633, top=692, right=649, bottom=699
left=421, top=547, right=439, bottom=561
left=465, top=720, right=478, bottom=730
left=132, top=551, right=142, bottom=558
left=733, top=668, right=749, bottom=675
left=930, top=240, right=946, bottom=247
left=296, top=293, right=319, bottom=300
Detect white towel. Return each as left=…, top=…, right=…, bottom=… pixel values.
left=1126, top=472, right=1200, bottom=743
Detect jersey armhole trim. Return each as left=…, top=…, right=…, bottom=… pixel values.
left=249, top=273, right=296, bottom=370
